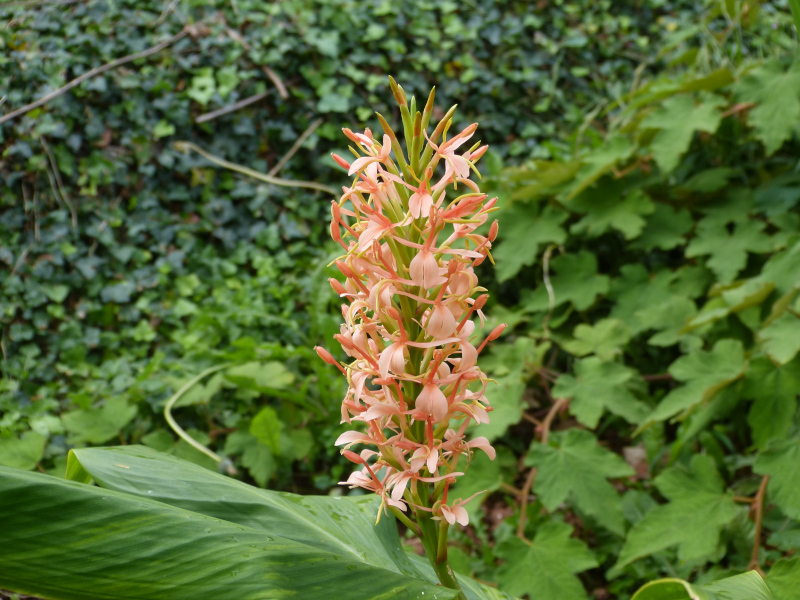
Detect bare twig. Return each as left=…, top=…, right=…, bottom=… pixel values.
left=152, top=0, right=181, bottom=27
left=748, top=475, right=770, bottom=575
left=642, top=373, right=674, bottom=382
left=517, top=397, right=567, bottom=539
left=262, top=65, right=288, bottom=100
left=195, top=89, right=273, bottom=123
left=40, top=136, right=77, bottom=228
left=268, top=117, right=323, bottom=176
left=0, top=26, right=194, bottom=126
left=173, top=140, right=337, bottom=195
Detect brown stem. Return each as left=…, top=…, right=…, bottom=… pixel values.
left=642, top=373, right=674, bottom=382
left=748, top=475, right=770, bottom=574
left=517, top=397, right=566, bottom=539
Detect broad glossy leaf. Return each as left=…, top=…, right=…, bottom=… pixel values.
left=612, top=455, right=739, bottom=573
left=67, top=446, right=496, bottom=600
left=0, top=465, right=456, bottom=600
left=632, top=571, right=772, bottom=600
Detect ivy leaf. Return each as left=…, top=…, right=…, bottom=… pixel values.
left=561, top=318, right=631, bottom=361
left=641, top=339, right=746, bottom=428
left=568, top=181, right=655, bottom=240
left=754, top=439, right=800, bottom=520
left=744, top=358, right=800, bottom=449
left=524, top=251, right=610, bottom=312
left=758, top=313, right=800, bottom=365
left=632, top=203, right=694, bottom=251
left=187, top=67, right=216, bottom=106
left=686, top=218, right=772, bottom=284
left=495, top=522, right=598, bottom=600
left=494, top=202, right=567, bottom=282
left=640, top=95, right=725, bottom=173
left=552, top=357, right=649, bottom=427
left=612, top=455, right=739, bottom=572
left=735, top=59, right=800, bottom=155
left=61, top=397, right=138, bottom=445
left=526, top=429, right=634, bottom=535
left=767, top=556, right=800, bottom=600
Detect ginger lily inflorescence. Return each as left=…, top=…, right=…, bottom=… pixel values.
left=316, top=79, right=504, bottom=597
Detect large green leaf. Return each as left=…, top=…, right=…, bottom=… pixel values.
left=0, top=465, right=457, bottom=600
left=754, top=440, right=800, bottom=520
left=767, top=557, right=800, bottom=600
left=494, top=522, right=598, bottom=600
left=612, top=455, right=740, bottom=573
left=525, top=429, right=634, bottom=535
left=632, top=571, right=772, bottom=600
left=552, top=357, right=649, bottom=428
left=66, top=446, right=498, bottom=600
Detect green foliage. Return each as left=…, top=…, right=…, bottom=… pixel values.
left=494, top=522, right=598, bottom=600
left=2, top=0, right=799, bottom=599
left=525, top=429, right=634, bottom=534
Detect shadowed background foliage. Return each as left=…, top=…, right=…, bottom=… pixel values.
left=2, top=0, right=800, bottom=598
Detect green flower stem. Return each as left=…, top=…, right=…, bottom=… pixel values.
left=417, top=510, right=466, bottom=600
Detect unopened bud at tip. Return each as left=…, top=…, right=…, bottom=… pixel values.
left=488, top=220, right=499, bottom=242
left=315, top=346, right=337, bottom=365
left=487, top=323, right=507, bottom=342
left=331, top=153, right=351, bottom=170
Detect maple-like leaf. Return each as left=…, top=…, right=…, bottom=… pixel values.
left=754, top=439, right=800, bottom=520
left=686, top=218, right=772, bottom=284
left=567, top=180, right=655, bottom=240
left=758, top=313, right=800, bottom=365
left=552, top=357, right=649, bottom=427
left=744, top=357, right=800, bottom=449
left=632, top=203, right=694, bottom=251
left=735, top=59, right=800, bottom=155
left=493, top=202, right=567, bottom=282
left=767, top=556, right=800, bottom=600
left=523, top=251, right=610, bottom=312
left=495, top=522, right=598, bottom=600
left=612, top=455, right=740, bottom=573
left=641, top=339, right=747, bottom=428
left=561, top=318, right=631, bottom=360
left=640, top=94, right=725, bottom=173
left=526, top=429, right=634, bottom=535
